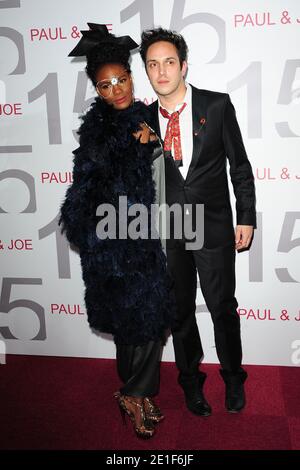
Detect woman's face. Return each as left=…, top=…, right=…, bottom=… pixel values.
left=95, top=63, right=133, bottom=110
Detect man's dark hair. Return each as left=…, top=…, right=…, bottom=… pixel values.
left=86, top=43, right=131, bottom=87
left=140, top=27, right=188, bottom=68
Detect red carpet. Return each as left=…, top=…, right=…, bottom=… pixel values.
left=0, top=355, right=299, bottom=450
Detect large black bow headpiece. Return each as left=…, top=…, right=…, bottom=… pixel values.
left=68, top=23, right=138, bottom=57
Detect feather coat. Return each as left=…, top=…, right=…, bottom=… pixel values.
left=58, top=98, right=174, bottom=345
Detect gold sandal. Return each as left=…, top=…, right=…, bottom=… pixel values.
left=144, top=397, right=165, bottom=423
left=114, top=392, right=155, bottom=439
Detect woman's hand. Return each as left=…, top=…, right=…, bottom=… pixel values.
left=133, top=123, right=158, bottom=143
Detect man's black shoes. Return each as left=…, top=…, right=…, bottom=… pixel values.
left=178, top=372, right=212, bottom=417
left=178, top=369, right=247, bottom=415
left=220, top=368, right=248, bottom=413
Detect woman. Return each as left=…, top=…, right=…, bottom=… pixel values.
left=58, top=24, right=174, bottom=439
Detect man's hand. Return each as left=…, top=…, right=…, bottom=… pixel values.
left=235, top=225, right=254, bottom=250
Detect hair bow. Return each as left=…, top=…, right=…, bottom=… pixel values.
left=68, top=23, right=139, bottom=57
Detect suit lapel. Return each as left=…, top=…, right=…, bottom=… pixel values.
left=185, top=86, right=207, bottom=183
left=149, top=101, right=161, bottom=139
left=150, top=88, right=208, bottom=184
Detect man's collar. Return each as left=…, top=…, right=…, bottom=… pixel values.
left=158, top=82, right=191, bottom=113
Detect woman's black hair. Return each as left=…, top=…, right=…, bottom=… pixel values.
left=86, top=43, right=131, bottom=87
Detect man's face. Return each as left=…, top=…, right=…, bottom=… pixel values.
left=145, top=41, right=187, bottom=99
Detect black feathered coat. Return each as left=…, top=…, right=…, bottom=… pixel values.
left=58, top=98, right=174, bottom=345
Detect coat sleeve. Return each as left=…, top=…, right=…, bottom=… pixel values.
left=58, top=146, right=104, bottom=252
left=149, top=139, right=167, bottom=254
left=222, top=94, right=257, bottom=228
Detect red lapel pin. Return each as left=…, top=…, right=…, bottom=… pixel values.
left=194, top=117, right=206, bottom=136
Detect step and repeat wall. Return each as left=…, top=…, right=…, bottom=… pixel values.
left=1, top=0, right=299, bottom=366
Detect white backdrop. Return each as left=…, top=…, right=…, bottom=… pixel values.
left=1, top=0, right=300, bottom=366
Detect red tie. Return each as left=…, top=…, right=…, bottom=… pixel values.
left=159, top=102, right=186, bottom=167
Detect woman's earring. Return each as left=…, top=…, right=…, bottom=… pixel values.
left=130, top=78, right=135, bottom=104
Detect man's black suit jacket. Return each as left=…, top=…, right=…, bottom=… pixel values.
left=148, top=85, right=256, bottom=249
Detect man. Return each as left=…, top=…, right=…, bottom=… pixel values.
left=140, top=28, right=256, bottom=416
